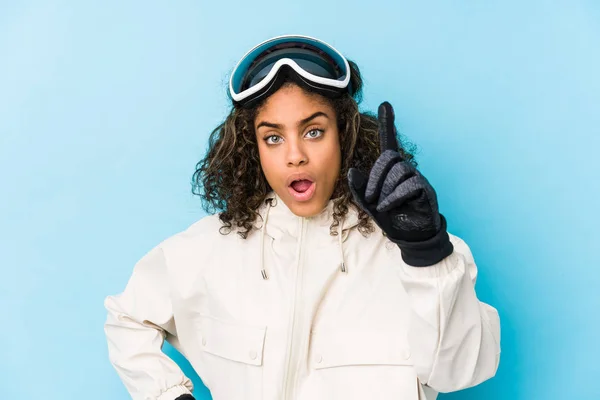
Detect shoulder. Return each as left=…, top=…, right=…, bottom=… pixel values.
left=158, top=213, right=231, bottom=254
left=447, top=232, right=473, bottom=257
left=151, top=213, right=250, bottom=276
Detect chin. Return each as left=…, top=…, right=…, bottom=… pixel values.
left=289, top=203, right=322, bottom=218
left=280, top=190, right=328, bottom=218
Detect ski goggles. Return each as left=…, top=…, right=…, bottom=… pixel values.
left=229, top=34, right=351, bottom=107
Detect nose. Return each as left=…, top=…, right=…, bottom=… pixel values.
left=286, top=139, right=308, bottom=167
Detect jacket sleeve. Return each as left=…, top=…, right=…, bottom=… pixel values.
left=397, top=234, right=501, bottom=393
left=104, top=245, right=195, bottom=400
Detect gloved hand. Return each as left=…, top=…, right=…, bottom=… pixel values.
left=348, top=101, right=453, bottom=266
left=175, top=395, right=195, bottom=400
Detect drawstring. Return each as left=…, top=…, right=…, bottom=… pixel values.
left=338, top=217, right=347, bottom=273
left=260, top=198, right=272, bottom=280
left=259, top=197, right=348, bottom=280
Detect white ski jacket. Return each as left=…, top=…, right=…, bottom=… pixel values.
left=104, top=191, right=500, bottom=400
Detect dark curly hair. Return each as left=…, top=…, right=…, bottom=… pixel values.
left=192, top=60, right=418, bottom=239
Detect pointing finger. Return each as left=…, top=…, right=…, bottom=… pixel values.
left=378, top=101, right=400, bottom=153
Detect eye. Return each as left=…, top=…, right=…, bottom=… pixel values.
left=264, top=135, right=282, bottom=145
left=306, top=128, right=324, bottom=139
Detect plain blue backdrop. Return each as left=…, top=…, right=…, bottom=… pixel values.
left=1, top=1, right=599, bottom=399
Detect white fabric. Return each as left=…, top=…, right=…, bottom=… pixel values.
left=104, top=191, right=501, bottom=400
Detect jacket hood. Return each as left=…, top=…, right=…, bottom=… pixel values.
left=253, top=190, right=362, bottom=280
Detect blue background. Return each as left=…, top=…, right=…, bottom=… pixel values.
left=1, top=1, right=598, bottom=399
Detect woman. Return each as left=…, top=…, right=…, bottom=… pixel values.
left=104, top=34, right=501, bottom=400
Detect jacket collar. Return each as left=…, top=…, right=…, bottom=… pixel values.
left=255, top=190, right=361, bottom=240
left=254, top=190, right=361, bottom=280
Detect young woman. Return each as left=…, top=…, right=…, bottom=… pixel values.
left=104, top=34, right=501, bottom=400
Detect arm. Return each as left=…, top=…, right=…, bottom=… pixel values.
left=104, top=245, right=195, bottom=400
left=397, top=234, right=500, bottom=392
left=348, top=101, right=500, bottom=393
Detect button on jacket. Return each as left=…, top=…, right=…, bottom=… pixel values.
left=104, top=191, right=501, bottom=400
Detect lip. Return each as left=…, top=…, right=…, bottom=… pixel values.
left=285, top=172, right=316, bottom=187
left=286, top=172, right=317, bottom=202
left=288, top=181, right=316, bottom=202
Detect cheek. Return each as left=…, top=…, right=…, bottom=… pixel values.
left=322, top=131, right=342, bottom=173
left=257, top=145, right=279, bottom=184
left=309, top=137, right=341, bottom=190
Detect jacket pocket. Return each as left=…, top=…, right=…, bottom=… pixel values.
left=305, top=328, right=420, bottom=400
left=198, top=314, right=266, bottom=400
left=311, top=328, right=412, bottom=369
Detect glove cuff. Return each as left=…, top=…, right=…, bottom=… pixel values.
left=388, top=214, right=454, bottom=267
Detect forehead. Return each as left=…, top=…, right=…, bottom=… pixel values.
left=255, top=85, right=334, bottom=123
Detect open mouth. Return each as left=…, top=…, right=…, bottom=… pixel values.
left=290, top=179, right=312, bottom=193
left=288, top=179, right=316, bottom=201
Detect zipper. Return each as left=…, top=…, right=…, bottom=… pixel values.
left=282, top=216, right=306, bottom=400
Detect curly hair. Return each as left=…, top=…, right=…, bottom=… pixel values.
left=192, top=60, right=418, bottom=239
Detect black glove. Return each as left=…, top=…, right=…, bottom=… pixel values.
left=175, top=395, right=195, bottom=400
left=348, top=101, right=453, bottom=266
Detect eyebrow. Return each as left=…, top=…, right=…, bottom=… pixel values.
left=256, top=111, right=329, bottom=130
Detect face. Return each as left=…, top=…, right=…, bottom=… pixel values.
left=254, top=84, right=341, bottom=217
